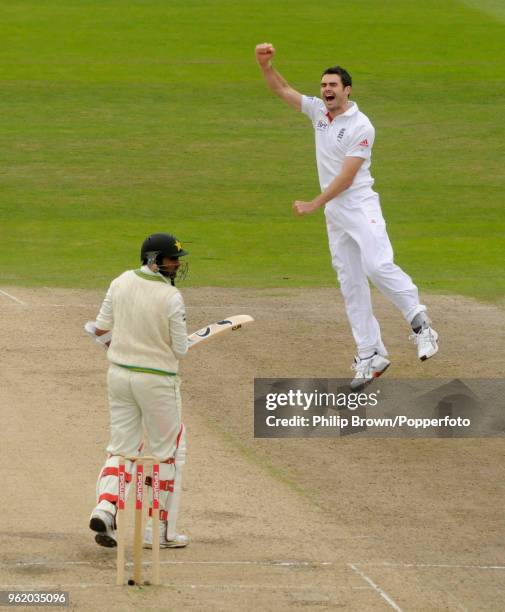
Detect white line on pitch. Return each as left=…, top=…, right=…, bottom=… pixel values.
left=0, top=583, right=348, bottom=592
left=1, top=559, right=334, bottom=569
left=0, top=289, right=26, bottom=305
left=161, top=560, right=333, bottom=567
left=8, top=559, right=503, bottom=572
left=188, top=305, right=253, bottom=309
left=360, top=561, right=505, bottom=571
left=348, top=564, right=403, bottom=612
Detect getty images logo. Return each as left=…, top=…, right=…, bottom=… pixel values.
left=264, top=389, right=379, bottom=411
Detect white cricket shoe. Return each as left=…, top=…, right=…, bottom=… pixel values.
left=350, top=353, right=391, bottom=390
left=143, top=520, right=189, bottom=549
left=89, top=508, right=117, bottom=548
left=410, top=326, right=439, bottom=361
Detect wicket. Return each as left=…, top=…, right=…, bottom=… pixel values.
left=116, top=455, right=161, bottom=586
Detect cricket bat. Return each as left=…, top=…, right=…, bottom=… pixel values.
left=84, top=314, right=254, bottom=350
left=187, top=315, right=254, bottom=349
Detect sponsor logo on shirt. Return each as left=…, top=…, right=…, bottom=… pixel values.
left=316, top=119, right=328, bottom=131
left=359, top=138, right=369, bottom=147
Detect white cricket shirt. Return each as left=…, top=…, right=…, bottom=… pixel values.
left=96, top=266, right=188, bottom=374
left=301, top=97, right=377, bottom=206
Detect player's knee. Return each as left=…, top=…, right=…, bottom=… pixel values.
left=363, top=259, right=389, bottom=281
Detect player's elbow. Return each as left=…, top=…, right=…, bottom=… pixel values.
left=342, top=166, right=361, bottom=189
left=341, top=176, right=355, bottom=191
left=272, top=85, right=287, bottom=100
left=272, top=85, right=291, bottom=99
left=173, top=341, right=189, bottom=360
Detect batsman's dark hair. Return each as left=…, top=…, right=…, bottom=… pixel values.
left=321, top=66, right=352, bottom=88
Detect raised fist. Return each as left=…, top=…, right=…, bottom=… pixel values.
left=255, top=43, right=275, bottom=66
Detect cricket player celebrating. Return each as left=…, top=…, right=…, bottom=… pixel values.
left=89, top=233, right=189, bottom=548
left=255, top=43, right=439, bottom=389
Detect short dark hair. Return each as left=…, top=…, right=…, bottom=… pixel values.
left=321, top=66, right=352, bottom=88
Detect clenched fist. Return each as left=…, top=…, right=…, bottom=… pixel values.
left=293, top=200, right=319, bottom=216
left=255, top=43, right=275, bottom=66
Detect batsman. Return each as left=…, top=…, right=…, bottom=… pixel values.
left=255, top=43, right=439, bottom=389
left=88, top=233, right=189, bottom=549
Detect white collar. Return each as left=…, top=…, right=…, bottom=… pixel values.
left=326, top=101, right=358, bottom=122
left=341, top=101, right=358, bottom=117
left=140, top=264, right=157, bottom=276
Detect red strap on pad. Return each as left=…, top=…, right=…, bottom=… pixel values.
left=99, top=493, right=118, bottom=504
left=101, top=466, right=132, bottom=482
left=149, top=508, right=168, bottom=521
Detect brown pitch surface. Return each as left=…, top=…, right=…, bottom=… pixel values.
left=1, top=286, right=504, bottom=611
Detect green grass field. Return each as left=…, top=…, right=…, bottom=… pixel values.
left=1, top=0, right=504, bottom=300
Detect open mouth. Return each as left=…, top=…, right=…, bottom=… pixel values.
left=324, top=95, right=335, bottom=102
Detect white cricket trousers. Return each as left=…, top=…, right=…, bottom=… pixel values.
left=95, top=365, right=183, bottom=517
left=105, top=364, right=182, bottom=458
left=325, top=194, right=425, bottom=358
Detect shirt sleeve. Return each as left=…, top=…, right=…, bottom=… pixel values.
left=95, top=285, right=113, bottom=330
left=301, top=95, right=321, bottom=122
left=345, top=123, right=375, bottom=160
left=167, top=291, right=188, bottom=359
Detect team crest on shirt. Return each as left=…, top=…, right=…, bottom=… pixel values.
left=316, top=119, right=328, bottom=131
left=337, top=128, right=346, bottom=140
